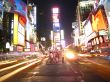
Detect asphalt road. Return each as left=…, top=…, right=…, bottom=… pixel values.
left=6, top=59, right=108, bottom=82
left=74, top=61, right=108, bottom=82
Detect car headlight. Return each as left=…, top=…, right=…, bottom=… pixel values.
left=65, top=52, right=75, bottom=59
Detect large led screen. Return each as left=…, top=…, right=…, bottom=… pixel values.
left=92, top=9, right=107, bottom=32
left=0, top=0, right=26, bottom=16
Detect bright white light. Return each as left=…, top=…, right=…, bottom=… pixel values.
left=33, top=6, right=36, bottom=25
left=61, top=30, right=64, bottom=39
left=54, top=23, right=60, bottom=27
left=65, top=52, right=75, bottom=59
left=6, top=42, right=10, bottom=48
left=78, top=54, right=84, bottom=56
left=80, top=1, right=94, bottom=7
left=84, top=20, right=92, bottom=37
left=61, top=40, right=65, bottom=48
left=52, top=8, right=59, bottom=13
left=41, top=37, right=46, bottom=41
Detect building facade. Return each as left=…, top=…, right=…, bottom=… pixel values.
left=0, top=0, right=38, bottom=53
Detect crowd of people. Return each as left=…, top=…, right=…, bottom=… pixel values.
left=48, top=49, right=64, bottom=64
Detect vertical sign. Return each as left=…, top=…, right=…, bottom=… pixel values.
left=13, top=13, right=18, bottom=45
left=52, top=7, right=61, bottom=48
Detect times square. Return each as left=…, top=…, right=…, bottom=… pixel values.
left=0, top=0, right=110, bottom=82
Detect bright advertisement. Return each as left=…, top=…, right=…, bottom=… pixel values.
left=18, top=23, right=25, bottom=46
left=0, top=1, right=2, bottom=10
left=52, top=7, right=61, bottom=47
left=13, top=13, right=18, bottom=45
left=13, top=13, right=25, bottom=46
left=54, top=32, right=60, bottom=43
left=92, top=8, right=108, bottom=32
left=84, top=20, right=93, bottom=37
left=13, top=0, right=26, bottom=16
left=53, top=14, right=59, bottom=22
left=26, top=19, right=31, bottom=41
left=61, top=30, right=64, bottom=40
left=0, top=0, right=26, bottom=16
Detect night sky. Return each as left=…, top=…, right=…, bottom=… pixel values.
left=37, top=0, right=78, bottom=45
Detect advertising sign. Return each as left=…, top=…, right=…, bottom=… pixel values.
left=92, top=8, right=108, bottom=32
left=13, top=13, right=18, bottom=45
left=26, top=19, right=31, bottom=41
left=0, top=0, right=26, bottom=16
left=0, top=1, right=2, bottom=10
left=52, top=7, right=59, bottom=13
left=53, top=14, right=59, bottom=23
left=18, top=32, right=25, bottom=46
left=14, top=0, right=26, bottom=16
left=84, top=20, right=93, bottom=37
left=18, top=23, right=25, bottom=46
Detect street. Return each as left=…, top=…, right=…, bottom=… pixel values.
left=5, top=58, right=108, bottom=82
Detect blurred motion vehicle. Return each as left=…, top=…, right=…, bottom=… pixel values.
left=63, top=49, right=79, bottom=62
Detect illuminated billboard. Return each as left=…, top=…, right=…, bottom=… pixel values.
left=92, top=9, right=108, bottom=32
left=18, top=23, right=25, bottom=46
left=13, top=13, right=25, bottom=46
left=54, top=32, right=60, bottom=40
left=53, top=22, right=60, bottom=27
left=53, top=14, right=59, bottom=22
left=84, top=20, right=93, bottom=37
left=26, top=19, right=31, bottom=41
left=52, top=8, right=59, bottom=13
left=61, top=30, right=64, bottom=40
left=13, top=13, right=18, bottom=45
left=0, top=0, right=26, bottom=16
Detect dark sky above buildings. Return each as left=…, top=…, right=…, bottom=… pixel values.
left=36, top=0, right=78, bottom=45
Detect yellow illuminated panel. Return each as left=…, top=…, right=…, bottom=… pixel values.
left=96, top=10, right=107, bottom=30
left=13, top=13, right=18, bottom=45
left=92, top=15, right=98, bottom=32
left=92, top=9, right=107, bottom=32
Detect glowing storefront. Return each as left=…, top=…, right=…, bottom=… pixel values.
left=0, top=0, right=27, bottom=52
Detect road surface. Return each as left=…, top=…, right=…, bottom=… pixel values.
left=6, top=58, right=108, bottom=82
